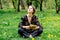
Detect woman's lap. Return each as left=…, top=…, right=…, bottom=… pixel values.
left=18, top=27, right=43, bottom=37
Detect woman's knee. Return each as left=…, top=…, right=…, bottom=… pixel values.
left=38, top=28, right=43, bottom=33
left=18, top=28, right=23, bottom=33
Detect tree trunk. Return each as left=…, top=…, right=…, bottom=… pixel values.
left=20, top=0, right=25, bottom=9
left=12, top=0, right=16, bottom=9
left=34, top=0, right=38, bottom=9
left=26, top=0, right=29, bottom=7
left=55, top=0, right=60, bottom=13
left=57, top=7, right=60, bottom=13
left=17, top=0, right=20, bottom=12
left=55, top=0, right=58, bottom=13
left=26, top=0, right=32, bottom=7
left=40, top=0, right=43, bottom=11
left=0, top=0, right=2, bottom=9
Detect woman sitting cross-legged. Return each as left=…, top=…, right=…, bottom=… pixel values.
left=18, top=5, right=43, bottom=38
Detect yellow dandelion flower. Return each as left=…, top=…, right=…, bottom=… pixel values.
left=51, top=34, right=53, bottom=37
left=32, top=38, right=34, bottom=40
left=48, top=34, right=51, bottom=38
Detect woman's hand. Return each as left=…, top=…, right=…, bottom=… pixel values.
left=30, top=24, right=37, bottom=28
left=32, top=26, right=39, bottom=30
left=25, top=26, right=30, bottom=29
left=23, top=26, right=30, bottom=29
left=22, top=25, right=40, bottom=30
left=35, top=26, right=40, bottom=29
left=30, top=24, right=40, bottom=30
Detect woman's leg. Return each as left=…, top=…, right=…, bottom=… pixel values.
left=18, top=28, right=30, bottom=37
left=31, top=28, right=43, bottom=37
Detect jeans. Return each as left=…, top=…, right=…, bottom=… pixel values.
left=18, top=27, right=43, bottom=37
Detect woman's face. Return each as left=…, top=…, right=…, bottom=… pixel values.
left=28, top=6, right=33, bottom=14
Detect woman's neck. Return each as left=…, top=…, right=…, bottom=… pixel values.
left=27, top=13, right=33, bottom=17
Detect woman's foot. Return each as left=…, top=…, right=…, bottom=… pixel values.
left=29, top=34, right=33, bottom=38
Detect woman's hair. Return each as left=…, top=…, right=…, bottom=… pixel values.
left=28, top=5, right=36, bottom=15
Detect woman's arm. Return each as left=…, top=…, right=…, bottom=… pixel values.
left=35, top=16, right=43, bottom=29
left=18, top=17, right=30, bottom=29
left=30, top=16, right=43, bottom=30
left=22, top=26, right=30, bottom=29
left=29, top=24, right=40, bottom=30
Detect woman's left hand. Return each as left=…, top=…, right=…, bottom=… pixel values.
left=31, top=25, right=40, bottom=30
left=34, top=26, right=39, bottom=29
left=29, top=24, right=40, bottom=30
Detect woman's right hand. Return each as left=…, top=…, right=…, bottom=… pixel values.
left=23, top=26, right=30, bottom=29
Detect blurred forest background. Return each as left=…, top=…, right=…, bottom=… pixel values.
left=0, top=0, right=60, bottom=13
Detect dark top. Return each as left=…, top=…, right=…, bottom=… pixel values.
left=18, top=15, right=43, bottom=29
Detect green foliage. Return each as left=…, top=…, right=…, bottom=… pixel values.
left=33, top=0, right=40, bottom=8
left=0, top=9, right=60, bottom=40
left=26, top=0, right=40, bottom=8
left=0, top=0, right=59, bottom=9
left=57, top=0, right=60, bottom=8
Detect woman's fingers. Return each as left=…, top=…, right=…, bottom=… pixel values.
left=26, top=26, right=30, bottom=29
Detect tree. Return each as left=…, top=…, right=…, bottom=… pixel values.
left=40, top=0, right=43, bottom=11
left=26, top=0, right=32, bottom=7
left=20, top=0, right=25, bottom=9
left=12, top=0, right=16, bottom=9
left=26, top=0, right=39, bottom=9
left=26, top=0, right=29, bottom=7
left=0, top=0, right=2, bottom=9
left=55, top=0, right=60, bottom=13
left=33, top=0, right=40, bottom=9
left=17, top=0, right=20, bottom=12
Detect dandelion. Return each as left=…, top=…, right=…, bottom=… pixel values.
left=48, top=34, right=51, bottom=38
left=51, top=34, right=53, bottom=37
left=32, top=38, right=34, bottom=40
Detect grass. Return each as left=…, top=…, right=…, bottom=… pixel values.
left=0, top=9, right=60, bottom=40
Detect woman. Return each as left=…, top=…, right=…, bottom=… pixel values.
left=18, top=5, right=43, bottom=38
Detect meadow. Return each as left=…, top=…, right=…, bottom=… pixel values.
left=0, top=9, right=60, bottom=40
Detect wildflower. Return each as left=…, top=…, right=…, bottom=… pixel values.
left=48, top=34, right=51, bottom=38
left=32, top=38, right=34, bottom=40
left=51, top=34, right=53, bottom=37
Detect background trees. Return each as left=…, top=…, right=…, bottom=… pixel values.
left=12, top=0, right=16, bottom=9
left=0, top=0, right=60, bottom=13
left=55, top=0, right=60, bottom=13
left=40, top=0, right=43, bottom=11
left=0, top=0, right=3, bottom=9
left=17, top=0, right=20, bottom=12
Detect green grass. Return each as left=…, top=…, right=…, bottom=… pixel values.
left=0, top=9, right=60, bottom=40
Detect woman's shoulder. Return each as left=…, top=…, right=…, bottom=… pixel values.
left=21, top=15, right=27, bottom=20
left=33, top=15, right=38, bottom=19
